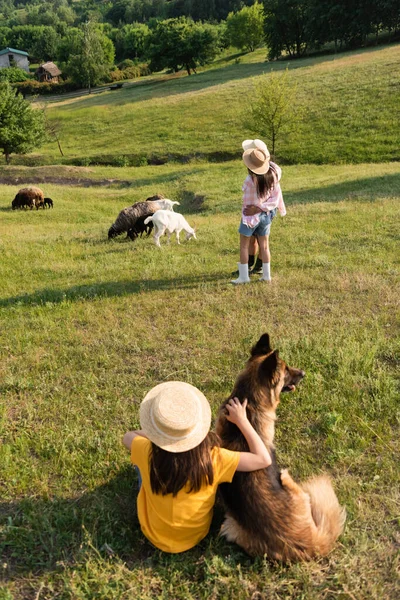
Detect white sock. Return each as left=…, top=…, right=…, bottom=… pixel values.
left=261, top=263, right=271, bottom=281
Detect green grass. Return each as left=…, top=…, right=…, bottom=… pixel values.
left=0, top=162, right=399, bottom=599
left=18, top=44, right=400, bottom=167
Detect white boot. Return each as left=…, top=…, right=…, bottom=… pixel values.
left=259, top=263, right=271, bottom=282
left=231, top=263, right=250, bottom=284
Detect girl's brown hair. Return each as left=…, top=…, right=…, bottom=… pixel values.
left=248, top=167, right=275, bottom=199
left=149, top=431, right=220, bottom=496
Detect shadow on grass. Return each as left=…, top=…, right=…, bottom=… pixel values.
left=284, top=172, right=400, bottom=206
left=0, top=274, right=225, bottom=308
left=0, top=468, right=141, bottom=578
left=0, top=468, right=234, bottom=581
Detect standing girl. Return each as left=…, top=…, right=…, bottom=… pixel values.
left=231, top=140, right=286, bottom=284
left=123, top=381, right=271, bottom=553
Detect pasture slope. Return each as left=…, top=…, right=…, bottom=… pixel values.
left=0, top=45, right=399, bottom=600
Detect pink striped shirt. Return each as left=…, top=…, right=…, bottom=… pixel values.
left=241, top=162, right=286, bottom=228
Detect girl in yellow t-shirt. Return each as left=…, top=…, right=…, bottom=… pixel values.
left=123, top=381, right=271, bottom=553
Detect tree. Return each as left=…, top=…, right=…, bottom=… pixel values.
left=113, top=22, right=151, bottom=61
left=8, top=25, right=58, bottom=61
left=149, top=17, right=221, bottom=76
left=248, top=69, right=299, bottom=155
left=263, top=0, right=314, bottom=59
left=0, top=82, right=47, bottom=164
left=64, top=22, right=115, bottom=92
left=226, top=2, right=265, bottom=52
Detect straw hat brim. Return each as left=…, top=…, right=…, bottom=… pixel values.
left=243, top=148, right=270, bottom=175
left=139, top=381, right=211, bottom=453
left=242, top=139, right=269, bottom=154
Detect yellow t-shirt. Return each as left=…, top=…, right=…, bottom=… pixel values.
left=131, top=436, right=240, bottom=553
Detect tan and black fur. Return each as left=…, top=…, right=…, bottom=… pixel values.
left=216, top=333, right=346, bottom=562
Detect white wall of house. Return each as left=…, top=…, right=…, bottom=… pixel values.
left=0, top=53, right=30, bottom=72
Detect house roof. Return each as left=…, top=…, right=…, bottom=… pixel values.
left=36, top=61, right=62, bottom=76
left=0, top=47, right=29, bottom=57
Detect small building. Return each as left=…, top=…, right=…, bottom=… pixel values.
left=35, top=61, right=62, bottom=83
left=0, top=47, right=30, bottom=72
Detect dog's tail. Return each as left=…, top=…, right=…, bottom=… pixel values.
left=144, top=215, right=153, bottom=225
left=302, top=474, right=346, bottom=556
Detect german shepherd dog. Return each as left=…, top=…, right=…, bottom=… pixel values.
left=216, top=333, right=346, bottom=562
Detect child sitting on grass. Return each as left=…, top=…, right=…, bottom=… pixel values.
left=123, top=381, right=271, bottom=553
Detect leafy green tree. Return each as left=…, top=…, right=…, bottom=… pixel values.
left=8, top=25, right=58, bottom=61
left=64, top=22, right=115, bottom=92
left=113, top=22, right=151, bottom=61
left=0, top=26, right=11, bottom=48
left=263, top=0, right=314, bottom=59
left=226, top=2, right=265, bottom=52
left=149, top=17, right=221, bottom=75
left=0, top=82, right=47, bottom=164
left=248, top=69, right=300, bottom=155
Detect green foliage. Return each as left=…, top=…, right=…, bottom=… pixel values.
left=64, top=21, right=115, bottom=91
left=0, top=81, right=46, bottom=163
left=226, top=2, right=265, bottom=52
left=8, top=24, right=58, bottom=61
left=0, top=25, right=11, bottom=48
left=248, top=69, right=300, bottom=155
left=13, top=79, right=81, bottom=96
left=0, top=66, right=30, bottom=82
left=112, top=22, right=151, bottom=62
left=263, top=0, right=314, bottom=59
left=149, top=17, right=222, bottom=75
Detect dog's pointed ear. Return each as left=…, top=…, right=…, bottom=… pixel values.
left=260, top=350, right=279, bottom=379
left=251, top=333, right=272, bottom=356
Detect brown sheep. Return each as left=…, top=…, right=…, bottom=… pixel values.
left=12, top=187, right=44, bottom=210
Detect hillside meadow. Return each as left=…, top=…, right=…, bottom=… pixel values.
left=18, top=43, right=400, bottom=168
left=0, top=160, right=399, bottom=599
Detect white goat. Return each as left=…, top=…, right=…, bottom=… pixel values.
left=144, top=210, right=197, bottom=247
left=154, top=199, right=180, bottom=211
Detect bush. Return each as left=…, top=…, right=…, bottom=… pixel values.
left=108, top=63, right=150, bottom=82
left=12, top=79, right=81, bottom=96
left=118, top=59, right=135, bottom=69
left=0, top=67, right=31, bottom=83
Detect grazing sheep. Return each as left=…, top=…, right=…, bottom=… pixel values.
left=11, top=187, right=44, bottom=210
left=144, top=210, right=197, bottom=247
left=44, top=197, right=54, bottom=208
left=108, top=200, right=161, bottom=239
left=127, top=215, right=154, bottom=240
left=108, top=194, right=170, bottom=240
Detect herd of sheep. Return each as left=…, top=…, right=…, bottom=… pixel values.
left=11, top=188, right=194, bottom=246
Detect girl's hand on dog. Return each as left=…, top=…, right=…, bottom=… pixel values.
left=225, top=397, right=248, bottom=426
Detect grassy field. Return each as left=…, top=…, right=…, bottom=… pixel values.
left=17, top=43, right=400, bottom=167
left=0, top=161, right=399, bottom=599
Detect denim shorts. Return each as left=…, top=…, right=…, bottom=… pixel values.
left=238, top=209, right=276, bottom=238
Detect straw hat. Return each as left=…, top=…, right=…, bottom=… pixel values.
left=139, top=381, right=211, bottom=453
left=243, top=147, right=270, bottom=175
left=242, top=139, right=270, bottom=155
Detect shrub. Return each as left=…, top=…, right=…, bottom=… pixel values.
left=118, top=59, right=135, bottom=69
left=0, top=67, right=31, bottom=83
left=108, top=64, right=149, bottom=82
left=13, top=79, right=81, bottom=96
